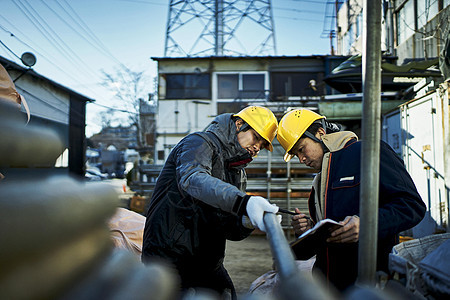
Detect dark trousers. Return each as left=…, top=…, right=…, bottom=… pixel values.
left=179, top=264, right=237, bottom=300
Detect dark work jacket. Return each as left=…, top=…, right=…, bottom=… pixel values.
left=141, top=114, right=253, bottom=295
left=303, top=137, right=426, bottom=291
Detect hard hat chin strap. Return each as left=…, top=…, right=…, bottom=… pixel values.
left=304, top=124, right=330, bottom=153
left=237, top=122, right=250, bottom=133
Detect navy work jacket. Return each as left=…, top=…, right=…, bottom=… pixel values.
left=305, top=139, right=425, bottom=291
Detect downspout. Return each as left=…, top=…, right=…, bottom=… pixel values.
left=358, top=0, right=382, bottom=286
left=386, top=0, right=395, bottom=56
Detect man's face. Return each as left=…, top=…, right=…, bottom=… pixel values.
left=237, top=127, right=267, bottom=157
left=289, top=133, right=325, bottom=171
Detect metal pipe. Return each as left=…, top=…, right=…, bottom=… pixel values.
left=358, top=0, right=382, bottom=286
left=263, top=213, right=297, bottom=278
left=263, top=213, right=335, bottom=300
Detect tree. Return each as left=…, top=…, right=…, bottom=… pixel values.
left=99, top=108, right=114, bottom=128
left=100, top=65, right=152, bottom=148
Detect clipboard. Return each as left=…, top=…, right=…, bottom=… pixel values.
left=290, top=218, right=343, bottom=260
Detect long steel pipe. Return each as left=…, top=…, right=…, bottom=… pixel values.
left=263, top=213, right=334, bottom=300
left=358, top=0, right=382, bottom=285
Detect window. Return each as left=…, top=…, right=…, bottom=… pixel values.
left=217, top=73, right=265, bottom=99
left=356, top=12, right=362, bottom=39
left=348, top=24, right=354, bottom=51
left=242, top=74, right=265, bottom=98
left=218, top=74, right=239, bottom=99
left=165, top=74, right=210, bottom=99
left=342, top=31, right=349, bottom=54
left=396, top=0, right=415, bottom=45
left=271, top=72, right=320, bottom=99
left=417, top=0, right=439, bottom=29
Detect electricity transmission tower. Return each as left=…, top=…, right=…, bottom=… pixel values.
left=164, top=0, right=277, bottom=57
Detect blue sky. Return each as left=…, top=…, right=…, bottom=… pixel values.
left=0, top=0, right=333, bottom=136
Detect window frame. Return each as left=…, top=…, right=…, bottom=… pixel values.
left=213, top=71, right=269, bottom=101
left=164, top=73, right=211, bottom=100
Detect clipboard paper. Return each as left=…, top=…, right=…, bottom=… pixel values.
left=290, top=219, right=343, bottom=260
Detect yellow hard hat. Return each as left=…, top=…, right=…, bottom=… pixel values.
left=277, top=109, right=325, bottom=162
left=234, top=106, right=278, bottom=152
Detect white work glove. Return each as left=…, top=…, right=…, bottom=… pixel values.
left=246, top=196, right=279, bottom=232
left=242, top=215, right=281, bottom=229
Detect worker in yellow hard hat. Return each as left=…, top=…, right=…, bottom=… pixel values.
left=142, top=105, right=279, bottom=299
left=277, top=108, right=425, bottom=292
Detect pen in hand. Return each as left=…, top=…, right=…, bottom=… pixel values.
left=278, top=208, right=311, bottom=220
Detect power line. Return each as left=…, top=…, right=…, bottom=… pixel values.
left=57, top=0, right=124, bottom=66
left=287, top=0, right=327, bottom=4
left=276, top=15, right=324, bottom=23
left=273, top=6, right=323, bottom=15
left=0, top=21, right=93, bottom=86
left=0, top=39, right=21, bottom=60
left=0, top=45, right=18, bottom=61
left=114, top=0, right=167, bottom=6
left=11, top=0, right=92, bottom=77
left=0, top=24, right=144, bottom=117
left=90, top=101, right=139, bottom=115
left=0, top=17, right=38, bottom=53
left=7, top=0, right=115, bottom=103
left=38, top=0, right=115, bottom=63
left=20, top=0, right=101, bottom=79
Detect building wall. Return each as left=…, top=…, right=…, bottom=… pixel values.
left=336, top=0, right=364, bottom=55
left=336, top=0, right=449, bottom=62
left=395, top=4, right=449, bottom=63
left=10, top=70, right=70, bottom=125
left=154, top=56, right=348, bottom=163
left=90, top=126, right=137, bottom=151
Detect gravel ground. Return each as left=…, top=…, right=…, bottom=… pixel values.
left=224, top=234, right=276, bottom=296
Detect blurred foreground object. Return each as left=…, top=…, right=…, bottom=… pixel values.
left=108, top=208, right=145, bottom=255
left=0, top=100, right=178, bottom=300
left=389, top=233, right=450, bottom=298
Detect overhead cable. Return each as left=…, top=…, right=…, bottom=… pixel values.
left=57, top=0, right=124, bottom=66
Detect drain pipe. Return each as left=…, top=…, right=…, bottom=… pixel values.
left=358, top=0, right=382, bottom=286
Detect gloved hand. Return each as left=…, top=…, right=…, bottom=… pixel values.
left=276, top=214, right=282, bottom=225
left=242, top=214, right=281, bottom=229
left=246, top=196, right=279, bottom=232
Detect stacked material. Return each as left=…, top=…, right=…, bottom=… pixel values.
left=0, top=100, right=177, bottom=300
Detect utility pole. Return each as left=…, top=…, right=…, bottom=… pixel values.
left=358, top=0, right=382, bottom=286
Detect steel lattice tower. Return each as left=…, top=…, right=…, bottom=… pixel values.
left=164, top=0, right=277, bottom=57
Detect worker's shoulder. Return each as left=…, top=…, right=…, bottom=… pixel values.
left=181, top=131, right=222, bottom=150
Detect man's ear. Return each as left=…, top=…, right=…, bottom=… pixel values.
left=235, top=119, right=243, bottom=131
left=317, top=127, right=326, bottom=136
